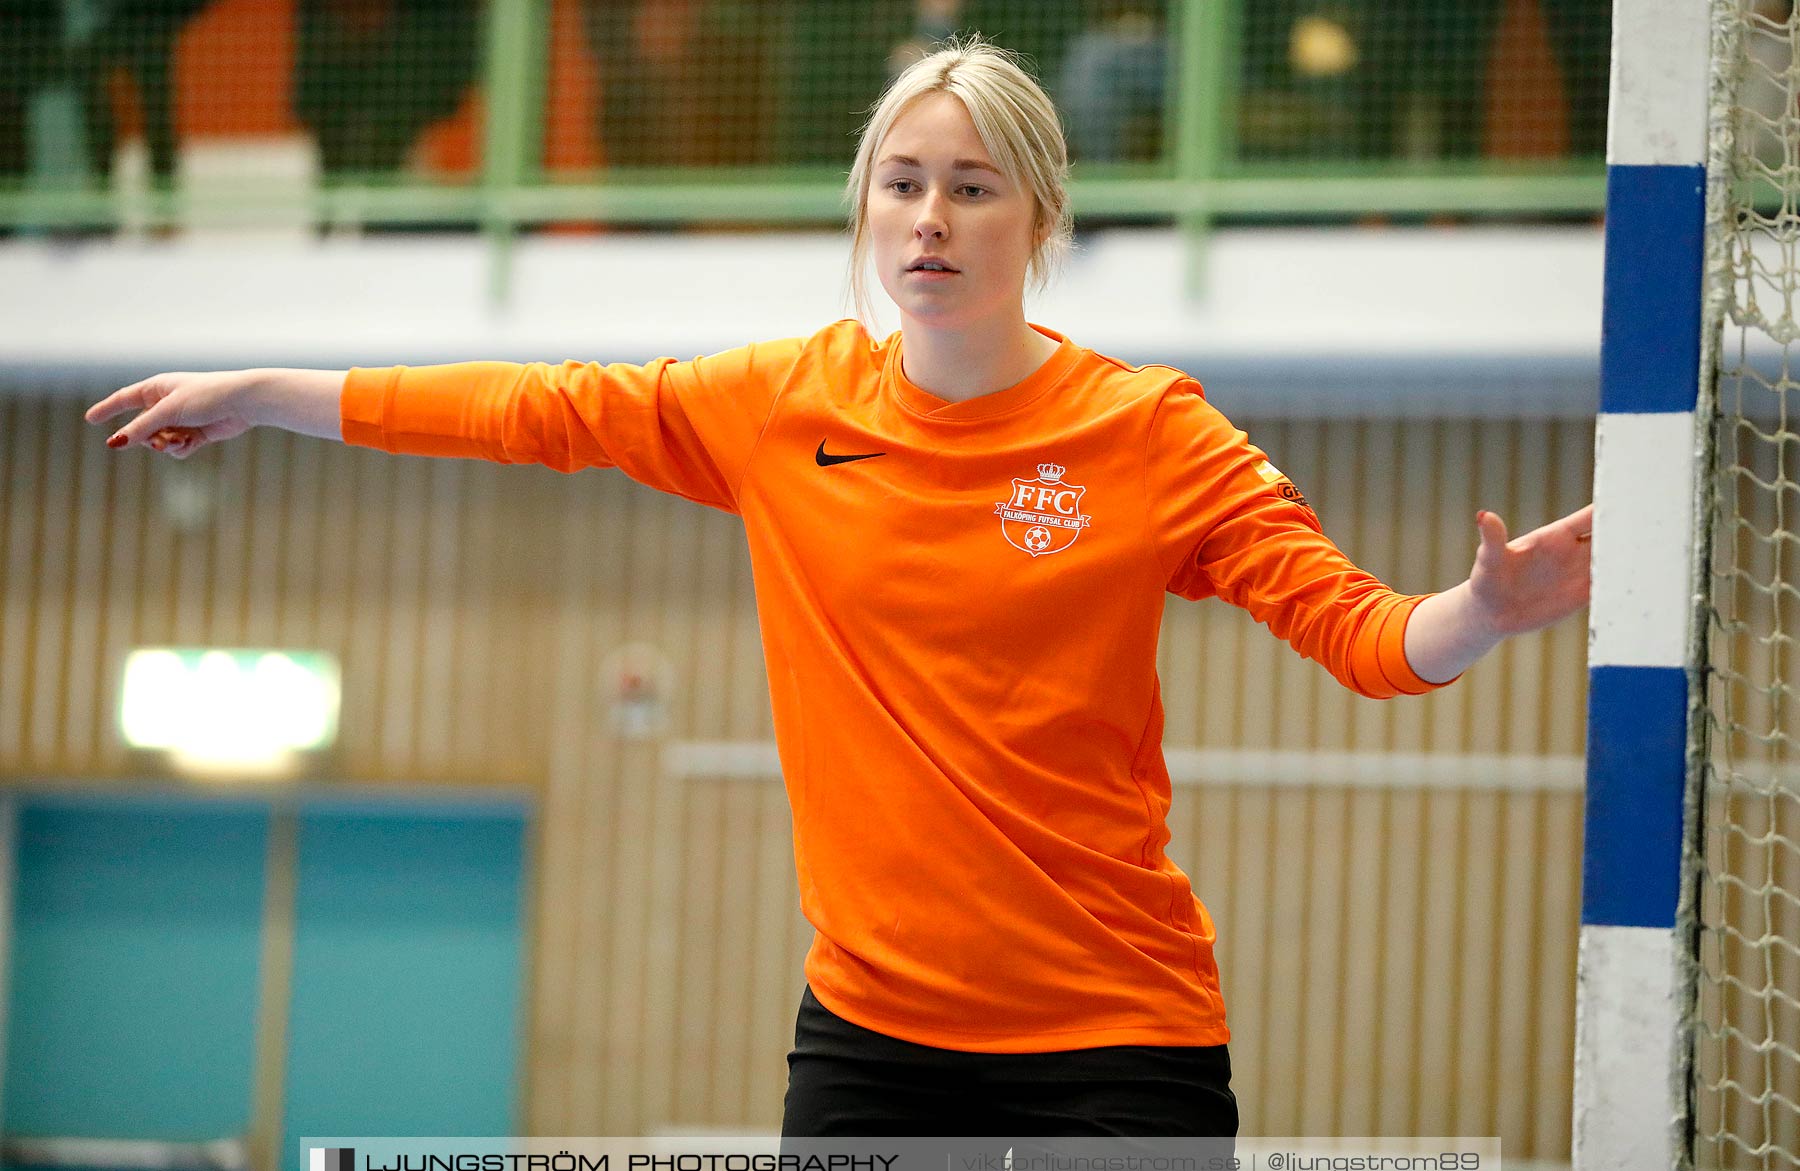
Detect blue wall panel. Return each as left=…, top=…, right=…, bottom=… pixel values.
left=3, top=805, right=267, bottom=1137
left=280, top=812, right=526, bottom=1162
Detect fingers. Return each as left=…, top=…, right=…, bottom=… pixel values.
left=153, top=427, right=203, bottom=457
left=85, top=376, right=163, bottom=427
left=92, top=372, right=245, bottom=457
left=1475, top=509, right=1510, bottom=554
left=166, top=419, right=239, bottom=458
left=1489, top=504, right=1597, bottom=550
left=106, top=420, right=202, bottom=456
left=105, top=399, right=184, bottom=450
left=1519, top=503, right=1595, bottom=545
left=90, top=374, right=183, bottom=449
left=105, top=381, right=203, bottom=450
left=1564, top=502, right=1595, bottom=542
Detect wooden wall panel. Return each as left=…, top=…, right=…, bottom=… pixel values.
left=1, top=401, right=1594, bottom=1158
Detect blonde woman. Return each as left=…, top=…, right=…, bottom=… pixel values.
left=86, top=38, right=1592, bottom=1137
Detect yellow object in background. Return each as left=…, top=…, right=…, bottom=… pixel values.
left=1291, top=15, right=1360, bottom=79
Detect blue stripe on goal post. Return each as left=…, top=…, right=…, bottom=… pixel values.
left=1577, top=1, right=1711, bottom=1169
left=1583, top=665, right=1687, bottom=930
left=1599, top=166, right=1706, bottom=416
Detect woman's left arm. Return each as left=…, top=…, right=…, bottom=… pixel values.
left=1404, top=504, right=1595, bottom=684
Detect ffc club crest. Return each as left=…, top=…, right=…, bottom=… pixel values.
left=994, top=462, right=1091, bottom=557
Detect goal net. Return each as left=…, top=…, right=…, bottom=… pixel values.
left=1693, top=2, right=1800, bottom=1166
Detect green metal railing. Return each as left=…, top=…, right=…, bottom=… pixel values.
left=0, top=0, right=1607, bottom=240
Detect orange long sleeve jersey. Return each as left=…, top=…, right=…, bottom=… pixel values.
left=342, top=319, right=1452, bottom=1052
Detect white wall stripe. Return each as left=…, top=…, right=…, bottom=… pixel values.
left=0, top=229, right=1606, bottom=393
left=1589, top=410, right=1698, bottom=668
left=1607, top=0, right=1712, bottom=166
left=1163, top=749, right=1584, bottom=791
left=1573, top=924, right=1685, bottom=1169
left=665, top=741, right=1588, bottom=792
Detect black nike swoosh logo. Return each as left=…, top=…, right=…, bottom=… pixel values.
left=815, top=440, right=886, bottom=467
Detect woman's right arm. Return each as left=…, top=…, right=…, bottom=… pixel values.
left=88, top=335, right=803, bottom=514
left=86, top=368, right=347, bottom=456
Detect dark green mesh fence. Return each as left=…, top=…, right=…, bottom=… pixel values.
left=0, top=0, right=1610, bottom=227
left=295, top=0, right=484, bottom=180
left=1237, top=0, right=1611, bottom=163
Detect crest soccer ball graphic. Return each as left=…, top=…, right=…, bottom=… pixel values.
left=994, top=462, right=1092, bottom=557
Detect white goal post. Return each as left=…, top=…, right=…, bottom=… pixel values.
left=1580, top=2, right=1800, bottom=1169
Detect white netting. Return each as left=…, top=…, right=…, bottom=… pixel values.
left=1696, top=3, right=1800, bottom=1168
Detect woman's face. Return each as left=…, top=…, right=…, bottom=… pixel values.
left=867, top=92, right=1041, bottom=331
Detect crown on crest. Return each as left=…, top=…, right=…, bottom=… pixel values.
left=1037, top=462, right=1066, bottom=483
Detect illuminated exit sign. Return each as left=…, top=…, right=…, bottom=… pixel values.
left=120, top=648, right=341, bottom=775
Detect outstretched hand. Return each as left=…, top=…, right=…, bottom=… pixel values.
left=1465, top=504, right=1594, bottom=639
left=85, top=371, right=259, bottom=459
left=1403, top=503, right=1593, bottom=684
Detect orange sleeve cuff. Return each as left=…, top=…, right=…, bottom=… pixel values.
left=1372, top=594, right=1459, bottom=697
left=340, top=365, right=402, bottom=451
left=339, top=364, right=502, bottom=460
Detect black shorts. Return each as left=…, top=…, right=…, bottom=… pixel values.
left=781, top=985, right=1238, bottom=1139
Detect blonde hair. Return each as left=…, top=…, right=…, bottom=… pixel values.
left=844, top=36, right=1074, bottom=326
